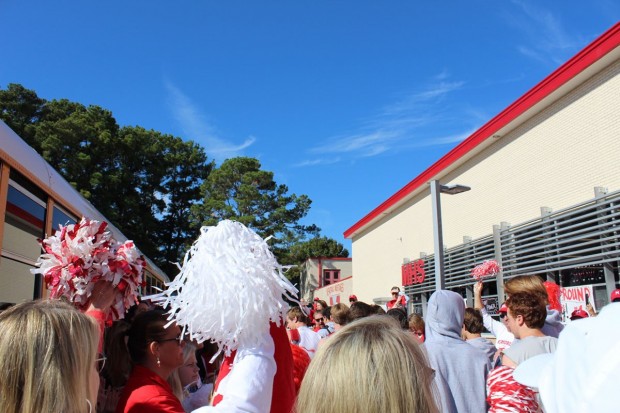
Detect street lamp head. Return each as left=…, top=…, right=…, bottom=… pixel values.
left=440, top=184, right=471, bottom=195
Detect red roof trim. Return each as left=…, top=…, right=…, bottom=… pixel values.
left=309, top=257, right=352, bottom=261
left=344, top=22, right=620, bottom=239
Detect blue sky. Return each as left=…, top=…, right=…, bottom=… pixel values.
left=1, top=1, right=618, bottom=252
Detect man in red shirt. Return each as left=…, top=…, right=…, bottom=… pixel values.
left=387, top=286, right=407, bottom=310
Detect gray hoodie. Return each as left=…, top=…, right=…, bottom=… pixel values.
left=542, top=306, right=564, bottom=338
left=424, top=290, right=490, bottom=413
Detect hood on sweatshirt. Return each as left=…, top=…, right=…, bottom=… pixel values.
left=425, top=290, right=465, bottom=342
left=542, top=306, right=564, bottom=338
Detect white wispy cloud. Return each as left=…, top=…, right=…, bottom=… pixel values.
left=292, top=157, right=342, bottom=167
left=295, top=76, right=472, bottom=167
left=164, top=81, right=255, bottom=163
left=508, top=1, right=588, bottom=65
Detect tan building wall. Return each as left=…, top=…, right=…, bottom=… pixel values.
left=300, top=257, right=352, bottom=301
left=350, top=41, right=620, bottom=304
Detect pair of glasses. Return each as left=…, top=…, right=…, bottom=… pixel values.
left=499, top=313, right=507, bottom=319
left=158, top=335, right=183, bottom=344
left=314, top=318, right=323, bottom=322
left=96, top=354, right=107, bottom=373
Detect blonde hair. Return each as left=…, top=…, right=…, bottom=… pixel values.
left=296, top=316, right=438, bottom=413
left=167, top=342, right=198, bottom=401
left=504, top=275, right=548, bottom=304
left=0, top=299, right=99, bottom=413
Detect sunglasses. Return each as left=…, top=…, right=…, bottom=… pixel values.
left=157, top=334, right=183, bottom=345
left=96, top=353, right=107, bottom=373
left=314, top=318, right=323, bottom=322
left=499, top=313, right=507, bottom=319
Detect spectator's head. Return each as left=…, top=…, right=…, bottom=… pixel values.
left=127, top=310, right=185, bottom=378
left=498, top=303, right=509, bottom=325
left=425, top=290, right=466, bottom=341
left=312, top=309, right=325, bottom=329
left=287, top=306, right=308, bottom=329
left=386, top=308, right=408, bottom=329
left=314, top=299, right=328, bottom=311
left=390, top=286, right=400, bottom=299
left=408, top=313, right=425, bottom=343
left=296, top=316, right=438, bottom=413
left=569, top=308, right=589, bottom=321
left=505, top=275, right=548, bottom=305
left=348, top=294, right=358, bottom=304
left=505, top=292, right=547, bottom=338
left=177, top=342, right=200, bottom=389
left=349, top=301, right=373, bottom=321
left=322, top=306, right=332, bottom=323
left=463, top=308, right=484, bottom=336
left=330, top=303, right=350, bottom=327
left=0, top=299, right=100, bottom=413
left=611, top=289, right=620, bottom=303
left=371, top=304, right=387, bottom=315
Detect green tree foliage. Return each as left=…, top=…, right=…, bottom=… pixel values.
left=156, top=135, right=213, bottom=276
left=288, top=236, right=349, bottom=262
left=0, top=84, right=212, bottom=277
left=284, top=236, right=349, bottom=285
left=0, top=83, right=46, bottom=142
left=191, top=157, right=320, bottom=260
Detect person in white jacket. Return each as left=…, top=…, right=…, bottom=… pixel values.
left=474, top=281, right=515, bottom=361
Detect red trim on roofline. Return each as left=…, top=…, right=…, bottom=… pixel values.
left=308, top=256, right=352, bottom=261
left=344, top=22, right=620, bottom=239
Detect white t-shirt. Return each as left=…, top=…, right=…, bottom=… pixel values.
left=480, top=307, right=515, bottom=351
left=297, top=326, right=320, bottom=358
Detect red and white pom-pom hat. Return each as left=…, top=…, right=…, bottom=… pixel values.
left=514, top=303, right=620, bottom=413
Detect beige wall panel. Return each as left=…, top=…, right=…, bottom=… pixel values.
left=314, top=276, right=353, bottom=305
left=0, top=257, right=35, bottom=303
left=300, top=258, right=353, bottom=300
left=352, top=59, right=620, bottom=303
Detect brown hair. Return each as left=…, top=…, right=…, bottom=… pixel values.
left=287, top=306, right=309, bottom=324
left=506, top=292, right=546, bottom=329
left=463, top=308, right=484, bottom=334
left=408, top=313, right=425, bottom=333
left=349, top=301, right=373, bottom=320
left=504, top=275, right=548, bottom=305
left=330, top=303, right=350, bottom=326
left=127, top=310, right=170, bottom=364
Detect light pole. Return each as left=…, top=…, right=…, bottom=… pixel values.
left=430, top=180, right=471, bottom=291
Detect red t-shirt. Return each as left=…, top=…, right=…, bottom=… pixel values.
left=116, top=365, right=184, bottom=413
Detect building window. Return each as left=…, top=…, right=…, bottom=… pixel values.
left=1, top=172, right=47, bottom=302
left=323, top=269, right=340, bottom=286
left=52, top=205, right=77, bottom=230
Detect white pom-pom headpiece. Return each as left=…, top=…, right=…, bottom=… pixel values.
left=147, top=220, right=298, bottom=356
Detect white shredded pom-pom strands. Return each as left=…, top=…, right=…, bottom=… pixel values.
left=148, top=220, right=298, bottom=356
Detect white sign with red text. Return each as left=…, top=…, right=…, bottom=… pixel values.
left=560, top=285, right=596, bottom=322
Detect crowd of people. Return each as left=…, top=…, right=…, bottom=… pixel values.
left=1, top=275, right=619, bottom=412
